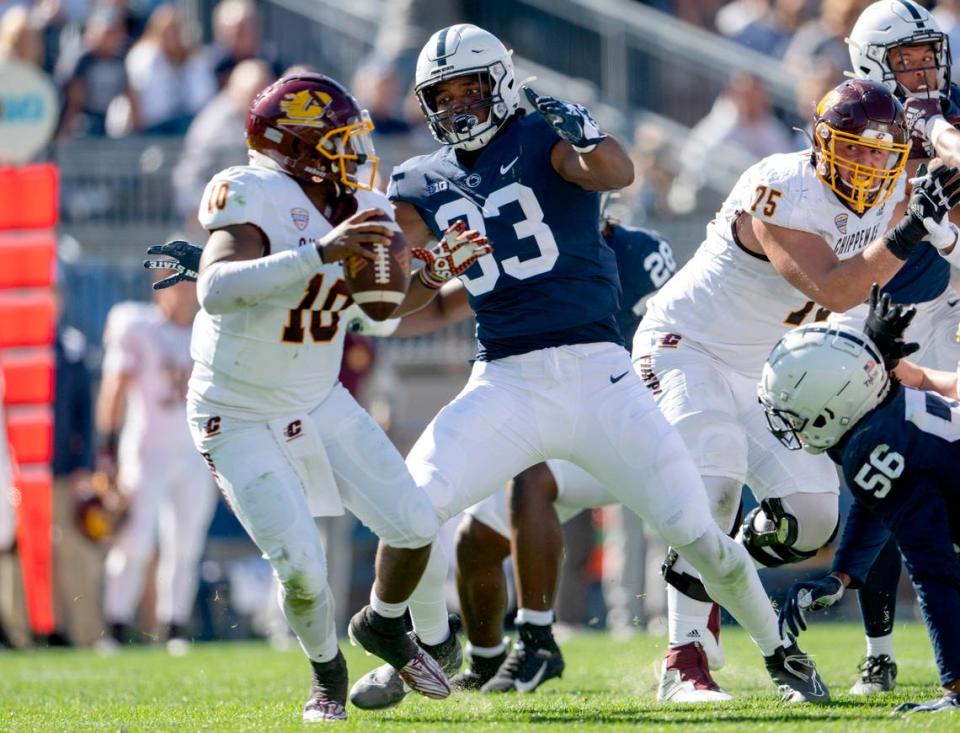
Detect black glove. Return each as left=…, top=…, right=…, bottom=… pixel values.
left=894, top=691, right=960, bottom=714
left=862, top=283, right=919, bottom=370
left=144, top=240, right=202, bottom=289
left=884, top=163, right=960, bottom=260
left=778, top=574, right=844, bottom=638
left=523, top=86, right=607, bottom=153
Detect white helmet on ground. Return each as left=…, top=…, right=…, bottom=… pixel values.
left=758, top=324, right=889, bottom=454
left=414, top=24, right=520, bottom=150
left=847, top=0, right=951, bottom=98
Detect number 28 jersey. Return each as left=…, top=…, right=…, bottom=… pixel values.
left=641, top=151, right=905, bottom=376
left=189, top=163, right=389, bottom=419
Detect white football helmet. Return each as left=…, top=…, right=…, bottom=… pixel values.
left=414, top=24, right=520, bottom=150
left=758, top=324, right=889, bottom=454
left=847, top=0, right=951, bottom=98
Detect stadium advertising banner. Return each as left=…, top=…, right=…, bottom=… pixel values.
left=0, top=59, right=57, bottom=165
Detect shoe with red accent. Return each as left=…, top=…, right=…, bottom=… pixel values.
left=704, top=603, right=725, bottom=671
left=347, top=606, right=451, bottom=701
left=657, top=642, right=733, bottom=703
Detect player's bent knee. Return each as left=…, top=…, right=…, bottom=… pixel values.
left=738, top=493, right=838, bottom=567
left=456, top=515, right=510, bottom=572
left=508, top=463, right=558, bottom=515
left=676, top=524, right=750, bottom=584
left=781, top=492, right=839, bottom=551
left=268, top=544, right=329, bottom=614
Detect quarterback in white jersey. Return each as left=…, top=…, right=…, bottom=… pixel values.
left=184, top=73, right=454, bottom=722
left=97, top=283, right=217, bottom=654
left=635, top=78, right=960, bottom=702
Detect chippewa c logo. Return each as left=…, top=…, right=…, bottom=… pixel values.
left=284, top=420, right=303, bottom=440
left=203, top=416, right=222, bottom=436
left=278, top=89, right=334, bottom=127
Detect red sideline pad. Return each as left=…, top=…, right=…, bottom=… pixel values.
left=0, top=165, right=59, bottom=231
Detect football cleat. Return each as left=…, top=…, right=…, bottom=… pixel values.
left=764, top=642, right=830, bottom=704
left=657, top=642, right=733, bottom=703
left=480, top=624, right=565, bottom=694
left=451, top=649, right=508, bottom=691
left=165, top=623, right=190, bottom=657
left=303, top=650, right=349, bottom=722
left=349, top=613, right=460, bottom=709
left=850, top=655, right=897, bottom=695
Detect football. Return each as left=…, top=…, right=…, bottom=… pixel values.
left=342, top=220, right=411, bottom=321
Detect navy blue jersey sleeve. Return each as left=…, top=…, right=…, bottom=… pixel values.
left=831, top=500, right=891, bottom=588
left=604, top=223, right=676, bottom=342
left=891, top=476, right=960, bottom=685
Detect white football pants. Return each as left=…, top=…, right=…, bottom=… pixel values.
left=188, top=382, right=438, bottom=662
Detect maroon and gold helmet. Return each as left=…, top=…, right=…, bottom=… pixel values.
left=245, top=73, right=379, bottom=191
left=813, top=79, right=910, bottom=214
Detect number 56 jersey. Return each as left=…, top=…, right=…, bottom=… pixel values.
left=641, top=151, right=904, bottom=376
left=189, top=164, right=389, bottom=419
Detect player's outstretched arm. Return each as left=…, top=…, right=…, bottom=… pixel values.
left=753, top=163, right=960, bottom=312
left=523, top=86, right=633, bottom=191
left=195, top=212, right=386, bottom=315
left=893, top=359, right=960, bottom=399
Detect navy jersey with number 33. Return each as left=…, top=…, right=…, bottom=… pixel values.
left=388, top=112, right=622, bottom=360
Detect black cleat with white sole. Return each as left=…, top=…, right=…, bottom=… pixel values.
left=850, top=655, right=897, bottom=695
left=764, top=642, right=830, bottom=704
left=480, top=624, right=565, bottom=694
left=452, top=649, right=509, bottom=691
left=303, top=650, right=348, bottom=722
left=349, top=613, right=460, bottom=709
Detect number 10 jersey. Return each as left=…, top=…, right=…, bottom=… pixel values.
left=641, top=151, right=905, bottom=377
left=189, top=163, right=391, bottom=419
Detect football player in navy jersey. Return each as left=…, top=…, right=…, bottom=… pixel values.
left=834, top=0, right=960, bottom=693
left=348, top=22, right=830, bottom=707
left=346, top=218, right=677, bottom=700
left=762, top=287, right=960, bottom=715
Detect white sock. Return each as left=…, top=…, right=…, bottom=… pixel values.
left=516, top=608, right=554, bottom=626
left=666, top=555, right=714, bottom=647
left=369, top=589, right=407, bottom=619
left=866, top=634, right=895, bottom=660
left=467, top=639, right=509, bottom=658
left=408, top=542, right=451, bottom=646
left=308, top=635, right=341, bottom=663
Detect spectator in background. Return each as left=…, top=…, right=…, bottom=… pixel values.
left=0, top=6, right=44, bottom=67
left=932, top=0, right=960, bottom=58
left=783, top=0, right=869, bottom=76
left=618, top=122, right=678, bottom=221
left=125, top=4, right=215, bottom=135
left=56, top=5, right=130, bottom=137
left=729, top=0, right=809, bottom=58
left=791, top=60, right=841, bottom=147
left=675, top=72, right=793, bottom=200
left=172, top=58, right=273, bottom=233
left=204, top=0, right=282, bottom=90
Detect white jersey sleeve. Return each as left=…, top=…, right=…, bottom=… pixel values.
left=102, top=302, right=149, bottom=376
left=640, top=151, right=904, bottom=377
left=198, top=166, right=266, bottom=231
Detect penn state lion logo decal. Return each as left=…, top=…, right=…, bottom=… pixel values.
left=278, top=89, right=334, bottom=127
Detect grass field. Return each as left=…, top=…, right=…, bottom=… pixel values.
left=2, top=622, right=954, bottom=731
